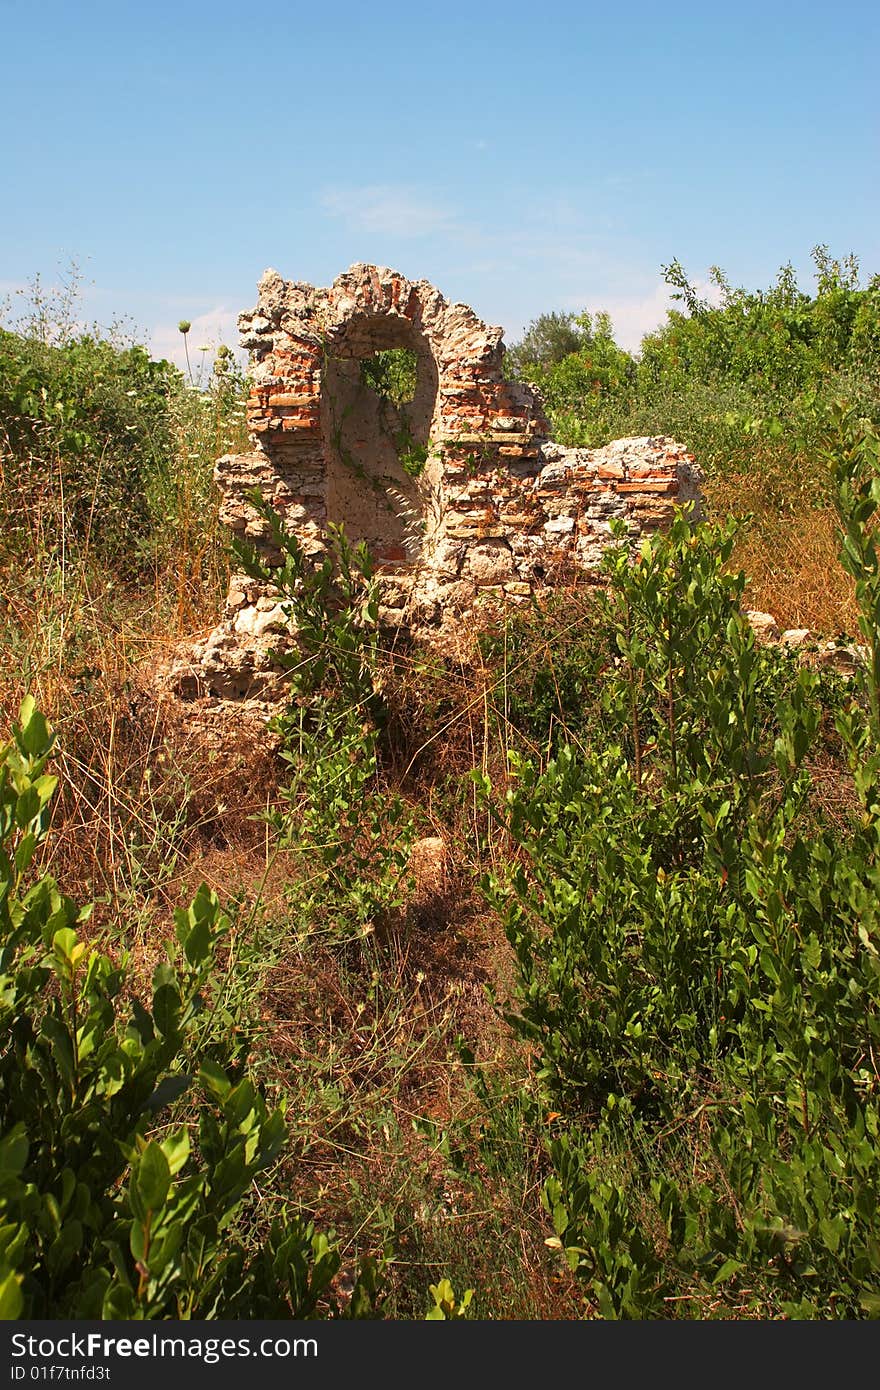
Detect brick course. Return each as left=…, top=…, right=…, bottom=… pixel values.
left=186, top=264, right=703, bottom=700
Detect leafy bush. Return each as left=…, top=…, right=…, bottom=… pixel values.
left=504, top=250, right=879, bottom=629
left=506, top=250, right=880, bottom=463
left=0, top=275, right=246, bottom=603
left=639, top=251, right=878, bottom=400
left=506, top=310, right=636, bottom=447
left=359, top=348, right=418, bottom=406
left=0, top=698, right=358, bottom=1319
left=481, top=410, right=880, bottom=1318
left=476, top=529, right=812, bottom=766
left=0, top=328, right=180, bottom=561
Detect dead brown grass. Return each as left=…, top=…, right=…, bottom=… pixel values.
left=0, top=535, right=577, bottom=1315
left=252, top=850, right=580, bottom=1318
left=705, top=474, right=859, bottom=634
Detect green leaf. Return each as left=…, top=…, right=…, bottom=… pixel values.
left=713, top=1258, right=744, bottom=1284
left=14, top=832, right=38, bottom=873
left=129, top=1219, right=146, bottom=1265
left=147, top=1221, right=184, bottom=1278
left=141, top=1073, right=192, bottom=1115
left=102, top=1280, right=135, bottom=1320
left=199, top=1058, right=232, bottom=1100
left=15, top=786, right=40, bottom=828
left=224, top=1078, right=258, bottom=1129
left=17, top=694, right=36, bottom=734
left=52, top=927, right=79, bottom=965
left=35, top=774, right=58, bottom=806
left=136, top=1142, right=171, bottom=1211
left=152, top=982, right=181, bottom=1038
left=182, top=914, right=213, bottom=968
left=0, top=1268, right=23, bottom=1320
left=0, top=1125, right=28, bottom=1178
left=161, top=1127, right=191, bottom=1177
left=19, top=702, right=53, bottom=758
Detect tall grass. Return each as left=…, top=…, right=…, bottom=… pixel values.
left=0, top=289, right=251, bottom=923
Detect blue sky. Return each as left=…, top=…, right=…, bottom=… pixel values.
left=1, top=0, right=878, bottom=366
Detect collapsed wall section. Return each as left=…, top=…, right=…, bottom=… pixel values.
left=182, top=264, right=702, bottom=701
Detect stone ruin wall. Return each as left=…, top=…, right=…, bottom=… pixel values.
left=183, top=264, right=703, bottom=701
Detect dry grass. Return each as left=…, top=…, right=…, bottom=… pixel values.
left=705, top=469, right=859, bottom=634
left=251, top=868, right=579, bottom=1318
left=0, top=514, right=578, bottom=1315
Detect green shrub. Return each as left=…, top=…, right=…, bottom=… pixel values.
left=476, top=524, right=813, bottom=766
left=481, top=410, right=880, bottom=1318
left=0, top=329, right=180, bottom=561
left=505, top=250, right=880, bottom=468
left=506, top=310, right=636, bottom=447
left=0, top=292, right=245, bottom=597
left=359, top=348, right=418, bottom=407
left=638, top=251, right=875, bottom=400
left=0, top=698, right=360, bottom=1319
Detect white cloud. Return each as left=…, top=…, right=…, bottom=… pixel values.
left=576, top=282, right=673, bottom=353
left=319, top=184, right=457, bottom=239
left=567, top=276, right=725, bottom=354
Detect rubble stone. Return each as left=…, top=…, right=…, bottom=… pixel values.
left=181, top=264, right=705, bottom=700
left=745, top=611, right=781, bottom=644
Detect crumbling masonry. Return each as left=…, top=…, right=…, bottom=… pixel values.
left=184, top=264, right=702, bottom=701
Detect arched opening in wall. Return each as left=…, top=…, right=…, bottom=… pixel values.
left=359, top=347, right=418, bottom=407
left=320, top=314, right=438, bottom=564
